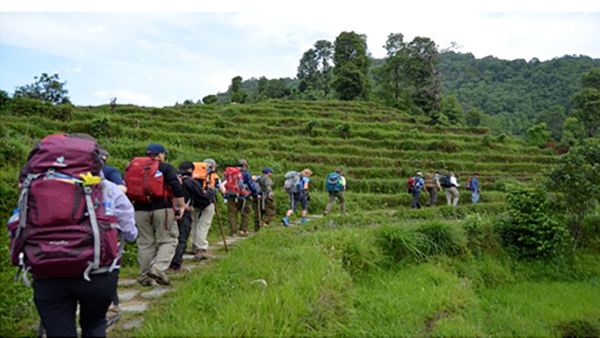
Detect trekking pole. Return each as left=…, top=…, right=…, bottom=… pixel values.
left=257, top=196, right=262, bottom=229
left=213, top=195, right=229, bottom=253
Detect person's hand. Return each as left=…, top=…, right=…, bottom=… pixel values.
left=268, top=192, right=274, bottom=199
left=175, top=207, right=185, bottom=220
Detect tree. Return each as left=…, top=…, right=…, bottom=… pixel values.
left=0, top=89, right=10, bottom=107
left=536, top=105, right=566, bottom=140
left=375, top=33, right=410, bottom=108
left=14, top=73, right=71, bottom=104
left=202, top=94, right=218, bottom=105
left=525, top=122, right=551, bottom=148
left=572, top=68, right=600, bottom=138
left=313, top=40, right=334, bottom=95
left=297, top=48, right=319, bottom=92
left=332, top=31, right=370, bottom=100
left=561, top=117, right=585, bottom=146
left=440, top=94, right=465, bottom=125
left=465, top=108, right=483, bottom=127
left=547, top=138, right=600, bottom=250
left=229, top=76, right=247, bottom=103
left=405, top=37, right=441, bottom=116
left=257, top=77, right=290, bottom=100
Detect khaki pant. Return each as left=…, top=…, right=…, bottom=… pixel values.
left=446, top=187, right=459, bottom=207
left=136, top=208, right=178, bottom=276
left=227, top=198, right=252, bottom=235
left=324, top=192, right=346, bottom=214
left=262, top=198, right=276, bottom=225
left=191, top=204, right=215, bottom=252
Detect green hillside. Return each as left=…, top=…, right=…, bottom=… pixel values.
left=1, top=99, right=598, bottom=337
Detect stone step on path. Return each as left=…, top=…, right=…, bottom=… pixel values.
left=108, top=233, right=252, bottom=336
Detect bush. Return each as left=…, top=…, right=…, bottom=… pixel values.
left=9, top=97, right=71, bottom=121
left=498, top=184, right=568, bottom=259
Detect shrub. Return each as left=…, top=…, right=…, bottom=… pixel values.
left=498, top=184, right=568, bottom=259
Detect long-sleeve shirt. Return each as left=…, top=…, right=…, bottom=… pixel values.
left=470, top=177, right=480, bottom=193
left=101, top=179, right=137, bottom=242
left=242, top=170, right=259, bottom=197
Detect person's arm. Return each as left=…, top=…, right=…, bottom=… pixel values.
left=162, top=163, right=185, bottom=218
left=341, top=176, right=347, bottom=190
left=303, top=177, right=309, bottom=191
left=244, top=172, right=259, bottom=196
left=103, top=180, right=137, bottom=242
left=217, top=177, right=227, bottom=195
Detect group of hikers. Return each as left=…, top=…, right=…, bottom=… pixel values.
left=8, top=132, right=482, bottom=337
left=408, top=171, right=481, bottom=209
left=7, top=134, right=350, bottom=337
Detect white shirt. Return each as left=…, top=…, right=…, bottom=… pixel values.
left=340, top=176, right=347, bottom=189
left=450, top=176, right=459, bottom=187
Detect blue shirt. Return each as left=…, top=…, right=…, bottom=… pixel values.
left=241, top=170, right=259, bottom=197
left=414, top=177, right=425, bottom=192
left=102, top=165, right=125, bottom=186
left=299, top=176, right=309, bottom=191
left=470, top=177, right=480, bottom=193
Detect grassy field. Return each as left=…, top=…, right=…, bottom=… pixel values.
left=1, top=98, right=598, bottom=337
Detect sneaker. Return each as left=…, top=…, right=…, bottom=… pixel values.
left=239, top=230, right=249, bottom=237
left=148, top=267, right=170, bottom=286
left=262, top=222, right=269, bottom=228
left=194, top=249, right=214, bottom=260
left=300, top=218, right=310, bottom=224
left=106, top=304, right=120, bottom=327
left=281, top=217, right=289, bottom=227
left=165, top=267, right=182, bottom=275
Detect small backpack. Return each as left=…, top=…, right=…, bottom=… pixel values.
left=124, top=157, right=173, bottom=203
left=9, top=137, right=120, bottom=283
left=325, top=173, right=344, bottom=193
left=441, top=174, right=452, bottom=188
left=223, top=167, right=250, bottom=197
left=182, top=176, right=213, bottom=210
left=253, top=175, right=263, bottom=195
left=284, top=171, right=302, bottom=194
left=407, top=177, right=415, bottom=194
left=192, top=162, right=212, bottom=188
left=466, top=178, right=473, bottom=191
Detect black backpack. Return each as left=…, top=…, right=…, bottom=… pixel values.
left=441, top=174, right=452, bottom=188
left=182, top=176, right=213, bottom=210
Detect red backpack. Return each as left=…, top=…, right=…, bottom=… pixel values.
left=407, top=177, right=415, bottom=194
left=124, top=157, right=173, bottom=203
left=466, top=178, right=473, bottom=191
left=8, top=137, right=119, bottom=283
left=223, top=167, right=250, bottom=197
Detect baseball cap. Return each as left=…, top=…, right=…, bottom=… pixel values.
left=146, top=143, right=168, bottom=154
left=237, top=159, right=249, bottom=167
left=262, top=167, right=273, bottom=174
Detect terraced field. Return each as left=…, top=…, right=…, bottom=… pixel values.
left=2, top=99, right=598, bottom=337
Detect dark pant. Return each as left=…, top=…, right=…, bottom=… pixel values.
left=427, top=188, right=438, bottom=206
left=411, top=190, right=422, bottom=209
left=33, top=270, right=118, bottom=338
left=170, top=212, right=192, bottom=270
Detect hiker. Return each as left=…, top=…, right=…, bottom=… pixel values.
left=256, top=167, right=276, bottom=228
left=223, top=159, right=259, bottom=237
left=100, top=150, right=127, bottom=194
left=282, top=168, right=313, bottom=226
left=191, top=158, right=225, bottom=260
left=468, top=173, right=481, bottom=204
left=125, top=143, right=185, bottom=286
left=323, top=169, right=346, bottom=215
left=168, top=161, right=210, bottom=271
left=411, top=172, right=426, bottom=209
left=426, top=171, right=443, bottom=206
left=442, top=172, right=460, bottom=207
left=11, top=135, right=137, bottom=337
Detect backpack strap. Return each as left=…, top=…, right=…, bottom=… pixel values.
left=83, top=186, right=101, bottom=281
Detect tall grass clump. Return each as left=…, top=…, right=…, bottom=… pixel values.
left=376, top=221, right=466, bottom=263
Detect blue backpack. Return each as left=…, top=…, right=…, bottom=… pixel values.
left=325, top=173, right=344, bottom=193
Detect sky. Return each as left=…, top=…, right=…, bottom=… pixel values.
left=1, top=1, right=599, bottom=107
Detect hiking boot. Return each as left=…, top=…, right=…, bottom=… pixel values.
left=137, top=275, right=154, bottom=287
left=106, top=304, right=120, bottom=327
left=262, top=222, right=269, bottom=228
left=148, top=267, right=170, bottom=286
left=281, top=217, right=289, bottom=227
left=300, top=218, right=310, bottom=224
left=165, top=267, right=182, bottom=275
left=239, top=230, right=249, bottom=237
left=195, top=249, right=214, bottom=260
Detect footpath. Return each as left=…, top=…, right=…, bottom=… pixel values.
left=107, top=234, right=248, bottom=336
left=108, top=214, right=324, bottom=336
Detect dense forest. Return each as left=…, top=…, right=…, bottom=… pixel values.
left=204, top=33, right=600, bottom=144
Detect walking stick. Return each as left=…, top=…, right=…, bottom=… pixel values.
left=256, top=196, right=262, bottom=230
left=213, top=195, right=229, bottom=253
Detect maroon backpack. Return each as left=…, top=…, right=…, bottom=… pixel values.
left=8, top=136, right=120, bottom=284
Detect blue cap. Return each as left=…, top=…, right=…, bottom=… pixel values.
left=262, top=167, right=273, bottom=174
left=146, top=143, right=168, bottom=154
